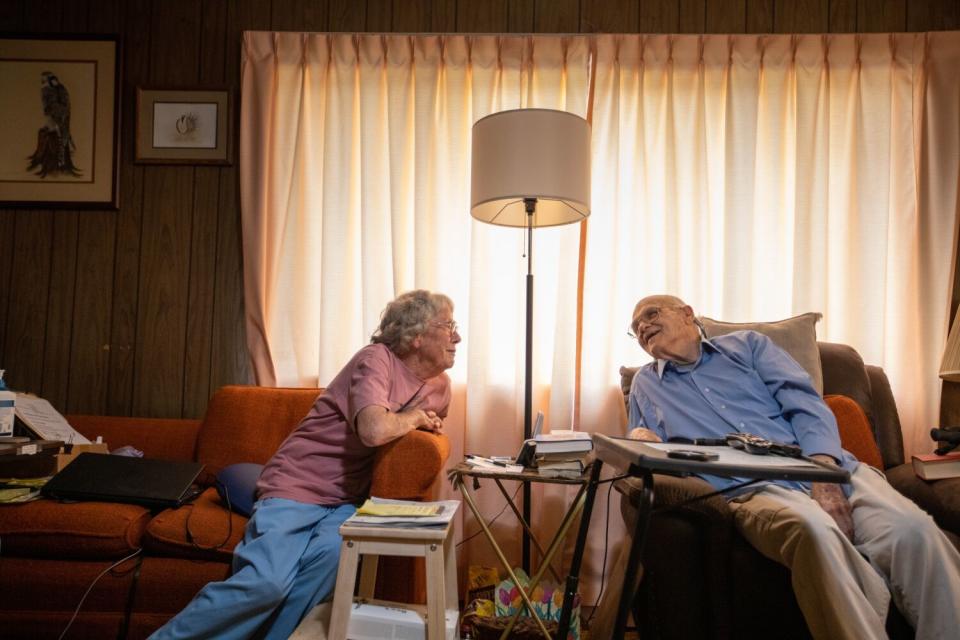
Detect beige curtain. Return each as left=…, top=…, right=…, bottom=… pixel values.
left=240, top=31, right=593, bottom=581
left=577, top=31, right=960, bottom=594
left=241, top=31, right=960, bottom=602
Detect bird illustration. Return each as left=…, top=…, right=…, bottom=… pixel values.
left=27, top=71, right=81, bottom=177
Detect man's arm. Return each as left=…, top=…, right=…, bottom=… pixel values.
left=626, top=374, right=665, bottom=442
left=749, top=334, right=844, bottom=461
left=355, top=405, right=443, bottom=448
left=748, top=335, right=854, bottom=538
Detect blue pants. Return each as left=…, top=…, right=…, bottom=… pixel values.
left=149, top=498, right=356, bottom=640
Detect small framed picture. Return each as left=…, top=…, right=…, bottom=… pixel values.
left=0, top=35, right=120, bottom=209
left=135, top=88, right=231, bottom=164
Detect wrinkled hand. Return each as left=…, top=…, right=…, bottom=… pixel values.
left=810, top=455, right=854, bottom=541
left=409, top=409, right=443, bottom=434
left=627, top=427, right=662, bottom=442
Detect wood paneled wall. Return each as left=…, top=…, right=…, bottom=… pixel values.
left=1, top=0, right=958, bottom=419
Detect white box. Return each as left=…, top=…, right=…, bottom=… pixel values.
left=346, top=601, right=457, bottom=640
left=0, top=388, right=14, bottom=437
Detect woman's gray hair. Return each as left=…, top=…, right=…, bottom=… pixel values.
left=371, top=290, right=453, bottom=356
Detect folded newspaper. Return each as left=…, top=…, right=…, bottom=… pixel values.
left=346, top=497, right=460, bottom=527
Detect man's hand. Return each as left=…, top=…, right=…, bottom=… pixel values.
left=810, top=455, right=854, bottom=541
left=627, top=427, right=662, bottom=442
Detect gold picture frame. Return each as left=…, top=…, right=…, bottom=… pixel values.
left=135, top=88, right=231, bottom=165
left=0, top=35, right=120, bottom=209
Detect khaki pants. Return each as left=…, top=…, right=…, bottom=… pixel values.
left=730, top=465, right=960, bottom=640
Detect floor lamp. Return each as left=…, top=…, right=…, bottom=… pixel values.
left=470, top=108, right=591, bottom=572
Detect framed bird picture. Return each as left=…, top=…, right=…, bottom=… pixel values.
left=135, top=88, right=232, bottom=165
left=0, top=35, right=120, bottom=209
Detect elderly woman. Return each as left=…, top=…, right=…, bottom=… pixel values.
left=151, top=290, right=460, bottom=640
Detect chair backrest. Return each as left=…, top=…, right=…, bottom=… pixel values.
left=194, top=385, right=321, bottom=484
left=819, top=342, right=904, bottom=467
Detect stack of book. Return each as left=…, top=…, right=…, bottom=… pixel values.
left=528, top=430, right=593, bottom=478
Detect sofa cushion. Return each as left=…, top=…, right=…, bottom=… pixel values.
left=0, top=499, right=150, bottom=559
left=700, top=312, right=823, bottom=395
left=143, top=487, right=246, bottom=562
left=194, top=385, right=320, bottom=485
left=825, top=395, right=883, bottom=469
left=216, top=463, right=264, bottom=517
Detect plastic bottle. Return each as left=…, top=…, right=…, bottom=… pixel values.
left=0, top=370, right=14, bottom=437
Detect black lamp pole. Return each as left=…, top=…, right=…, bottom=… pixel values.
left=522, top=197, right=536, bottom=573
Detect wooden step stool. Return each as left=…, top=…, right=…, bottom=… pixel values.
left=326, top=518, right=458, bottom=640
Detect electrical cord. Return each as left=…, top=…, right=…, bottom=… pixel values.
left=118, top=550, right=145, bottom=640
left=586, top=479, right=614, bottom=625
left=185, top=479, right=233, bottom=551
left=58, top=547, right=143, bottom=640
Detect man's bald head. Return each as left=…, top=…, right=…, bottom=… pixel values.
left=630, top=295, right=701, bottom=363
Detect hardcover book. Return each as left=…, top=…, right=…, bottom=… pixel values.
left=515, top=432, right=593, bottom=467
left=532, top=430, right=593, bottom=455
left=912, top=451, right=960, bottom=480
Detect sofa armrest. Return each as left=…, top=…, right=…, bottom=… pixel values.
left=371, top=431, right=451, bottom=501
left=65, top=414, right=201, bottom=462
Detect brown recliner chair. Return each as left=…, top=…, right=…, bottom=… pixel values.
left=612, top=341, right=960, bottom=640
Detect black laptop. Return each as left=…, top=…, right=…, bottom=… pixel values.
left=41, top=452, right=204, bottom=509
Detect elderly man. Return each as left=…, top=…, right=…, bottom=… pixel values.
left=616, top=294, right=960, bottom=639
left=151, top=290, right=460, bottom=640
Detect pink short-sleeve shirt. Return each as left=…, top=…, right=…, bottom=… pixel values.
left=256, top=343, right=451, bottom=505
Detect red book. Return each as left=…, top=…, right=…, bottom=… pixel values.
left=911, top=451, right=960, bottom=480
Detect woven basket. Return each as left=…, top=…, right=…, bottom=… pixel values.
left=470, top=615, right=560, bottom=640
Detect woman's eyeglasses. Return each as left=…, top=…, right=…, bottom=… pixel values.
left=431, top=320, right=458, bottom=335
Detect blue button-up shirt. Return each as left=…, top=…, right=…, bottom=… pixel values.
left=628, top=330, right=859, bottom=496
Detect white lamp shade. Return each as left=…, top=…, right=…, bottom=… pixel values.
left=470, top=108, right=591, bottom=227
left=941, top=305, right=960, bottom=381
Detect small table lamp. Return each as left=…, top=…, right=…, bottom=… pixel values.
left=470, top=108, right=591, bottom=571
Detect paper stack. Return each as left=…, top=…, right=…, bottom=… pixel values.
left=464, top=454, right=524, bottom=474
left=346, top=497, right=460, bottom=528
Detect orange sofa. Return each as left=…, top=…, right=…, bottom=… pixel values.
left=0, top=385, right=450, bottom=640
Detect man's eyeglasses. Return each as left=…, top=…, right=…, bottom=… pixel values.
left=627, top=306, right=668, bottom=340
left=431, top=320, right=458, bottom=335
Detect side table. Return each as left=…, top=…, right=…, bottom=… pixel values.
left=450, top=462, right=591, bottom=640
